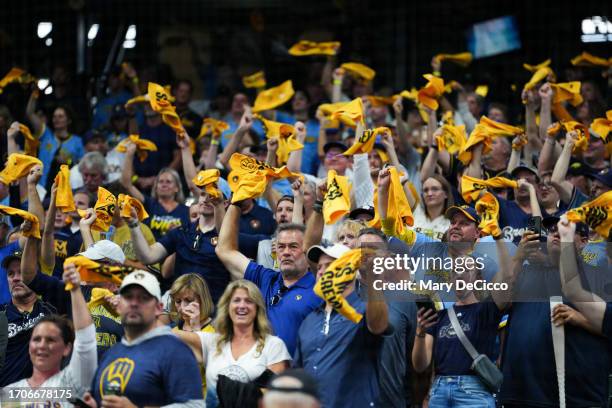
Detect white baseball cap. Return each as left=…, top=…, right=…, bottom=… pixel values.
left=79, top=240, right=126, bottom=264
left=307, top=243, right=350, bottom=263
left=119, top=270, right=162, bottom=301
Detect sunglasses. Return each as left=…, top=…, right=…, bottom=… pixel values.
left=270, top=284, right=289, bottom=306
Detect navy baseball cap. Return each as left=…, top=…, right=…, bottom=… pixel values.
left=587, top=168, right=612, bottom=188
left=445, top=205, right=480, bottom=224
left=323, top=141, right=348, bottom=154
left=543, top=216, right=589, bottom=237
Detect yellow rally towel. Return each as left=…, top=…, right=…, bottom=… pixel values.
left=436, top=124, right=467, bottom=155
left=331, top=97, right=365, bottom=127
left=252, top=80, right=294, bottom=113
left=0, top=68, right=36, bottom=94
left=523, top=59, right=552, bottom=72
left=78, top=187, right=117, bottom=232
left=366, top=96, right=396, bottom=107
left=87, top=288, right=118, bottom=317
left=475, top=192, right=501, bottom=237
left=148, top=82, right=185, bottom=135
left=524, top=66, right=556, bottom=91
left=116, top=134, right=158, bottom=162
left=547, top=121, right=589, bottom=153
left=314, top=248, right=363, bottom=323
left=255, top=114, right=303, bottom=166
left=375, top=147, right=389, bottom=164
left=461, top=175, right=518, bottom=203
left=458, top=117, right=523, bottom=165
left=319, top=102, right=348, bottom=117
left=18, top=124, right=39, bottom=157
left=0, top=153, right=43, bottom=185
left=340, top=62, right=376, bottom=82
left=475, top=85, right=489, bottom=98
left=434, top=52, right=473, bottom=67
left=386, top=167, right=414, bottom=236
left=417, top=74, right=445, bottom=111
left=117, top=194, right=149, bottom=221
left=567, top=190, right=612, bottom=238
left=193, top=169, right=222, bottom=199
left=592, top=110, right=612, bottom=156
left=289, top=41, right=340, bottom=56
left=442, top=110, right=455, bottom=125
left=228, top=153, right=302, bottom=203
left=242, top=71, right=266, bottom=89
left=125, top=94, right=149, bottom=107
left=343, top=127, right=388, bottom=155
left=323, top=169, right=351, bottom=225
left=54, top=165, right=75, bottom=213
left=550, top=82, right=583, bottom=106
left=571, top=52, right=612, bottom=68
left=199, top=118, right=229, bottom=140
left=0, top=205, right=40, bottom=239
left=63, top=256, right=134, bottom=291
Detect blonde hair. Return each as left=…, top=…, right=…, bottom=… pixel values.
left=152, top=168, right=185, bottom=203
left=334, top=219, right=366, bottom=242
left=213, top=280, right=272, bottom=356
left=168, top=274, right=214, bottom=325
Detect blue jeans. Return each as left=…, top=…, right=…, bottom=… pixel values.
left=428, top=375, right=496, bottom=408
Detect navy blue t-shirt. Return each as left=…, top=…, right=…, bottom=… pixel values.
left=244, top=261, right=321, bottom=355
left=133, top=124, right=177, bottom=178
left=92, top=330, right=203, bottom=406
left=158, top=223, right=260, bottom=303
left=427, top=301, right=503, bottom=375
left=499, top=263, right=610, bottom=407
left=143, top=196, right=190, bottom=240
left=0, top=300, right=57, bottom=386
left=240, top=203, right=276, bottom=236
left=28, top=272, right=123, bottom=360
left=51, top=226, right=83, bottom=278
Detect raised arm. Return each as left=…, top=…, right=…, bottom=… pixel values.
left=523, top=88, right=542, bottom=165
left=291, top=179, right=304, bottom=225
left=119, top=141, right=145, bottom=202
left=25, top=91, right=44, bottom=137
left=537, top=125, right=561, bottom=174
left=286, top=122, right=306, bottom=173
left=27, top=165, right=44, bottom=231
left=538, top=83, right=553, bottom=144
left=79, top=208, right=97, bottom=248
left=40, top=182, right=58, bottom=273
left=520, top=179, right=542, bottom=217
left=303, top=180, right=325, bottom=251
left=178, top=135, right=198, bottom=194
left=215, top=203, right=251, bottom=280
left=20, top=231, right=39, bottom=285
left=491, top=235, right=514, bottom=310
left=464, top=143, right=483, bottom=179
left=124, top=208, right=169, bottom=264
left=6, top=122, right=21, bottom=155
left=412, top=308, right=437, bottom=373
left=507, top=135, right=523, bottom=174
left=551, top=131, right=577, bottom=203
left=219, top=107, right=252, bottom=169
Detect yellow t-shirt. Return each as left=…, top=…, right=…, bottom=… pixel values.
left=172, top=323, right=215, bottom=397
left=90, top=223, right=156, bottom=262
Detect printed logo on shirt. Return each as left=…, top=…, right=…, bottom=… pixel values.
left=249, top=219, right=261, bottom=230
left=55, top=240, right=68, bottom=258
left=502, top=226, right=528, bottom=242
left=413, top=227, right=445, bottom=241
left=149, top=215, right=183, bottom=235
left=24, top=402, right=62, bottom=408
left=7, top=313, right=46, bottom=338
left=218, top=365, right=250, bottom=383
left=99, top=358, right=135, bottom=397
left=210, top=237, right=218, bottom=246
left=438, top=321, right=471, bottom=339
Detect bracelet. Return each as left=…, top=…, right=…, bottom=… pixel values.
left=416, top=332, right=426, bottom=338
left=493, top=234, right=503, bottom=241
left=128, top=219, right=139, bottom=229
left=433, top=70, right=441, bottom=77
left=210, top=139, right=220, bottom=146
left=132, top=76, right=139, bottom=84
left=333, top=79, right=342, bottom=85
left=313, top=201, right=323, bottom=214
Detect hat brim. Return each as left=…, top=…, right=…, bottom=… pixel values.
left=445, top=206, right=478, bottom=223
left=1, top=254, right=21, bottom=269
left=511, top=166, right=540, bottom=182
left=78, top=246, right=106, bottom=261
left=323, top=142, right=348, bottom=153
left=349, top=208, right=375, bottom=220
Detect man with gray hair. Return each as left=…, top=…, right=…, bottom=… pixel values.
left=73, top=151, right=108, bottom=194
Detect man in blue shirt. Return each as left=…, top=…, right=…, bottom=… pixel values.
left=293, top=239, right=392, bottom=408
left=91, top=270, right=204, bottom=407
left=216, top=203, right=321, bottom=355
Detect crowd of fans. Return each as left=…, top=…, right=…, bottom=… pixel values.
left=0, top=42, right=610, bottom=408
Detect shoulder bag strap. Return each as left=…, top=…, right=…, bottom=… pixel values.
left=447, top=306, right=479, bottom=360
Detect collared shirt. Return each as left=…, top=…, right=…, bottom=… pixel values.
left=38, top=126, right=85, bottom=188
left=294, top=291, right=387, bottom=408
left=239, top=203, right=276, bottom=236
left=159, top=223, right=259, bottom=303
left=244, top=261, right=321, bottom=355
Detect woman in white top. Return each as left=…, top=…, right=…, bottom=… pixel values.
left=177, top=279, right=290, bottom=407
left=412, top=174, right=453, bottom=240
left=3, top=260, right=97, bottom=407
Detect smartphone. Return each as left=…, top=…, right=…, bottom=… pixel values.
left=527, top=216, right=542, bottom=239
left=416, top=299, right=438, bottom=315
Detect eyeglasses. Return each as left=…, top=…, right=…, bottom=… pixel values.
left=325, top=152, right=344, bottom=160
left=538, top=182, right=553, bottom=190
left=270, top=284, right=289, bottom=306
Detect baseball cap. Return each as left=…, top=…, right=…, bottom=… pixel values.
left=83, top=130, right=106, bottom=145
left=119, top=270, right=162, bottom=301
left=587, top=168, right=612, bottom=188
left=511, top=162, right=540, bottom=182
left=267, top=369, right=319, bottom=400
left=307, top=242, right=350, bottom=263
left=349, top=206, right=375, bottom=220
left=323, top=141, right=348, bottom=154
left=567, top=160, right=596, bottom=177
left=445, top=205, right=481, bottom=224
left=543, top=216, right=589, bottom=237
left=1, top=250, right=22, bottom=269
left=78, top=240, right=126, bottom=264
